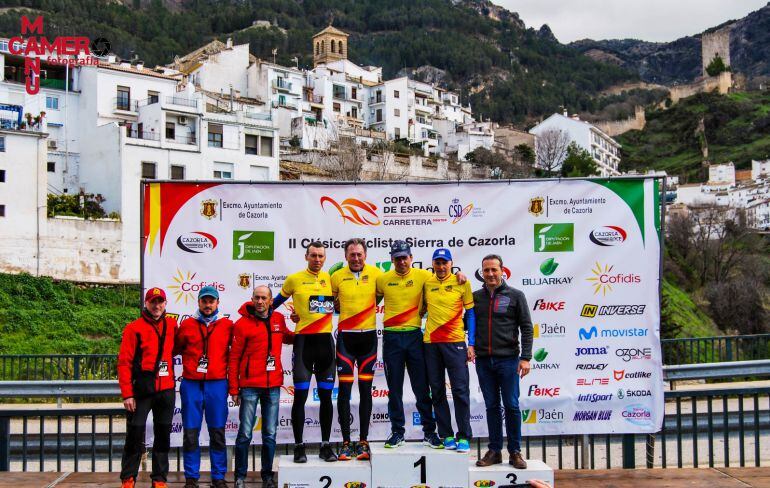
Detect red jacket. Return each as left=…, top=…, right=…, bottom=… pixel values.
left=228, top=302, right=294, bottom=395
left=175, top=314, right=234, bottom=381
left=118, top=311, right=178, bottom=399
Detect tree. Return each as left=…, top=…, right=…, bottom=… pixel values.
left=534, top=128, right=570, bottom=175
left=705, top=55, right=730, bottom=77
left=560, top=142, right=598, bottom=177
left=514, top=143, right=535, bottom=166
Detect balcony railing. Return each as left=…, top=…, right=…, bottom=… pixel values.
left=307, top=94, right=324, bottom=104
left=135, top=97, right=159, bottom=108
left=244, top=111, right=272, bottom=122
left=126, top=129, right=160, bottom=141
left=369, top=95, right=386, bottom=104
left=273, top=79, right=293, bottom=91
left=112, top=97, right=136, bottom=112
left=165, top=96, right=197, bottom=108
left=166, top=134, right=197, bottom=145
left=272, top=101, right=297, bottom=110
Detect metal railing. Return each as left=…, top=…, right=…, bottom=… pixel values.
left=126, top=129, right=160, bottom=141
left=166, top=134, right=197, bottom=145
left=661, top=334, right=770, bottom=364
left=113, top=97, right=136, bottom=112
left=0, top=355, right=117, bottom=382
left=165, top=96, right=197, bottom=108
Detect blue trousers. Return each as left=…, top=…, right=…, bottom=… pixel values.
left=475, top=356, right=522, bottom=453
left=235, top=387, right=280, bottom=482
left=180, top=378, right=229, bottom=480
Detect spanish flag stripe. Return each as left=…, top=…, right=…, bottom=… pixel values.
left=338, top=303, right=376, bottom=330
left=383, top=306, right=419, bottom=327
left=299, top=314, right=332, bottom=334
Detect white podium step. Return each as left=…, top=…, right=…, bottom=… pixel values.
left=277, top=454, right=371, bottom=488
left=371, top=442, right=469, bottom=488
left=468, top=459, right=554, bottom=487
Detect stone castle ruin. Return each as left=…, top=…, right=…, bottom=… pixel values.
left=701, top=28, right=731, bottom=77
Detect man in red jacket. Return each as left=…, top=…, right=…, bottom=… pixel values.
left=118, top=287, right=177, bottom=488
left=229, top=285, right=294, bottom=488
left=175, top=286, right=234, bottom=488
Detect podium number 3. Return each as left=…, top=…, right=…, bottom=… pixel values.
left=319, top=475, right=332, bottom=488
left=414, top=455, right=426, bottom=483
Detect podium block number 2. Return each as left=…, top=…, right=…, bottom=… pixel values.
left=319, top=475, right=332, bottom=488
left=414, top=455, right=426, bottom=483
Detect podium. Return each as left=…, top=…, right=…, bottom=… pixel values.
left=276, top=443, right=554, bottom=488
left=468, top=459, right=554, bottom=487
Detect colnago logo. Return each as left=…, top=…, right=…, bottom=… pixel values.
left=176, top=232, right=217, bottom=253
left=576, top=363, right=608, bottom=371
left=534, top=224, right=574, bottom=252
left=320, top=196, right=381, bottom=226
left=589, top=226, right=627, bottom=246
left=586, top=262, right=642, bottom=296
left=533, top=299, right=565, bottom=312
left=533, top=322, right=566, bottom=338
left=575, top=347, right=608, bottom=357
left=527, top=384, right=561, bottom=398
left=579, top=326, right=649, bottom=340
left=577, top=393, right=613, bottom=403
left=581, top=304, right=647, bottom=318
left=573, top=410, right=612, bottom=421
left=623, top=404, right=653, bottom=426
left=616, top=348, right=652, bottom=362
left=576, top=378, right=609, bottom=386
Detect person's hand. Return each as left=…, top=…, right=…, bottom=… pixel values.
left=456, top=271, right=468, bottom=284
left=467, top=346, right=476, bottom=363
left=290, top=311, right=300, bottom=324
left=519, top=359, right=531, bottom=378
left=529, top=480, right=552, bottom=488
left=123, top=398, right=136, bottom=413
left=231, top=394, right=240, bottom=406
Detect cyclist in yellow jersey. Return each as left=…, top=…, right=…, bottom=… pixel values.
left=422, top=248, right=475, bottom=453
left=271, top=241, right=337, bottom=463
left=330, top=238, right=380, bottom=461
left=376, top=240, right=450, bottom=449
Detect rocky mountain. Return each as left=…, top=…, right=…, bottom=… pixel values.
left=570, top=2, right=770, bottom=85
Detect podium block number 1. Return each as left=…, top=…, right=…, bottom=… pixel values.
left=413, top=455, right=426, bottom=484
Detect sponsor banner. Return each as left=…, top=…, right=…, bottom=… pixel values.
left=142, top=179, right=663, bottom=443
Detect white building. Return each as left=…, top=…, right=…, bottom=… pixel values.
left=752, top=159, right=770, bottom=181
left=707, top=162, right=736, bottom=188
left=529, top=112, right=622, bottom=177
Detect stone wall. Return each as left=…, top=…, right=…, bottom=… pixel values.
left=702, top=29, right=731, bottom=76
left=595, top=106, right=646, bottom=136
left=669, top=71, right=733, bottom=105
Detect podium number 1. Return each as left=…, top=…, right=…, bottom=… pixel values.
left=319, top=475, right=331, bottom=488
left=414, top=455, right=426, bottom=483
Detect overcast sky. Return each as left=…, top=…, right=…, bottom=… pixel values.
left=492, top=0, right=769, bottom=43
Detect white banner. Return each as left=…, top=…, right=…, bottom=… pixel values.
left=142, top=179, right=664, bottom=446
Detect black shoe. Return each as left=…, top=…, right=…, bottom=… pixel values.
left=184, top=479, right=199, bottom=488
left=319, top=443, right=338, bottom=462
left=294, top=443, right=307, bottom=463
left=210, top=479, right=228, bottom=488
left=264, top=478, right=276, bottom=488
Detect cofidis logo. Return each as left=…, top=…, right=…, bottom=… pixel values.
left=9, top=16, right=102, bottom=95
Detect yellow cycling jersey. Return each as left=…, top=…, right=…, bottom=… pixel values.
left=331, top=264, right=381, bottom=332
left=279, top=268, right=334, bottom=334
left=375, top=268, right=432, bottom=332
left=423, top=274, right=473, bottom=343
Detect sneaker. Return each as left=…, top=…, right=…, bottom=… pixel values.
left=234, top=480, right=247, bottom=488
left=422, top=432, right=444, bottom=449
left=152, top=483, right=168, bottom=488
left=509, top=451, right=528, bottom=469
left=264, top=478, right=276, bottom=488
left=443, top=436, right=457, bottom=450
left=456, top=438, right=470, bottom=453
left=294, top=443, right=307, bottom=463
left=184, top=479, right=199, bottom=488
left=356, top=440, right=371, bottom=460
left=121, top=478, right=135, bottom=488
left=211, top=480, right=229, bottom=488
left=338, top=441, right=355, bottom=461
left=476, top=449, right=503, bottom=466
left=320, top=443, right=338, bottom=462
left=384, top=432, right=405, bottom=448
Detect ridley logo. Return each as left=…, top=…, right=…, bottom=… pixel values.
left=320, top=196, right=380, bottom=226
left=590, top=226, right=627, bottom=246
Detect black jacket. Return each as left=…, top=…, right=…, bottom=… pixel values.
left=473, top=281, right=533, bottom=360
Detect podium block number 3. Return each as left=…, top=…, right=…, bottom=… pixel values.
left=414, top=455, right=426, bottom=484
left=319, top=475, right=332, bottom=488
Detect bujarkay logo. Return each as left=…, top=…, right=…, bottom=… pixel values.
left=522, top=257, right=573, bottom=286
left=233, top=231, right=274, bottom=260
left=534, top=224, right=574, bottom=252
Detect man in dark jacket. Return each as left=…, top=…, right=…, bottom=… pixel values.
left=118, top=287, right=178, bottom=488
left=471, top=254, right=533, bottom=469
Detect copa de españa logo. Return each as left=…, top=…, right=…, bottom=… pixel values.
left=320, top=196, right=380, bottom=226
left=9, top=16, right=104, bottom=95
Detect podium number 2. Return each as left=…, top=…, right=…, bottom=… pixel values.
left=506, top=473, right=518, bottom=483
left=414, top=455, right=426, bottom=483
left=319, top=475, right=331, bottom=488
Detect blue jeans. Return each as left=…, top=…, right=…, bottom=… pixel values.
left=180, top=379, right=229, bottom=480
left=475, top=356, right=521, bottom=453
left=235, top=387, right=280, bottom=481
left=382, top=330, right=436, bottom=435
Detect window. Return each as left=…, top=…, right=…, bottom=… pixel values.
left=141, top=162, right=157, bottom=179
left=333, top=102, right=341, bottom=112
left=116, top=86, right=131, bottom=110
left=0, top=205, right=5, bottom=217
left=47, top=162, right=55, bottom=173
left=165, top=122, right=175, bottom=140
left=208, top=123, right=223, bottom=147
left=394, top=127, right=400, bottom=138
left=376, top=109, right=382, bottom=122
left=394, top=90, right=400, bottom=98
left=148, top=90, right=159, bottom=104
left=351, top=107, right=358, bottom=119
left=245, top=135, right=259, bottom=155
left=333, top=85, right=346, bottom=100
left=213, top=162, right=233, bottom=179
left=351, top=87, right=357, bottom=100
left=260, top=136, right=273, bottom=157
left=46, top=96, right=59, bottom=110
left=250, top=165, right=269, bottom=180
left=394, top=108, right=400, bottom=117
left=0, top=136, right=5, bottom=152
left=278, top=95, right=286, bottom=107
left=170, top=165, right=185, bottom=180
left=0, top=169, right=5, bottom=182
